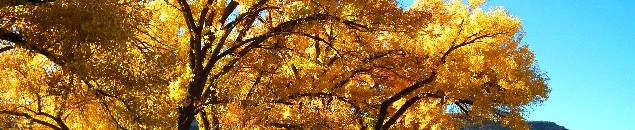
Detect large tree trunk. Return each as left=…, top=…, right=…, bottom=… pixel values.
left=177, top=75, right=208, bottom=130
left=177, top=104, right=196, bottom=130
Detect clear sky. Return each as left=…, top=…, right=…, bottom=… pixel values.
left=397, top=0, right=635, bottom=129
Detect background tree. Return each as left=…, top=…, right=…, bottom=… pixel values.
left=1, top=0, right=549, bottom=129
left=1, top=0, right=181, bottom=129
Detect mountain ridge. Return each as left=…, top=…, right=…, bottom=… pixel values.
left=462, top=120, right=568, bottom=130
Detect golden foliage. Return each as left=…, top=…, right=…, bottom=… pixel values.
left=1, top=0, right=548, bottom=129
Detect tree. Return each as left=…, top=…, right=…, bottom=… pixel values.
left=1, top=0, right=549, bottom=129
left=1, top=0, right=179, bottom=129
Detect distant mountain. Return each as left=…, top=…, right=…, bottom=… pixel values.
left=529, top=121, right=568, bottom=130
left=462, top=120, right=568, bottom=130
left=185, top=120, right=567, bottom=130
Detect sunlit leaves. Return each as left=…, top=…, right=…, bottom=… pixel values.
left=1, top=0, right=548, bottom=129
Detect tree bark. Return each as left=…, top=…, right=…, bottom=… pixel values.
left=177, top=103, right=197, bottom=130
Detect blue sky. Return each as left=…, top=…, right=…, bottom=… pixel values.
left=398, top=0, right=635, bottom=129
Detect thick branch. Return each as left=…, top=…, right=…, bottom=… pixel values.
left=0, top=46, right=14, bottom=54
left=19, top=106, right=67, bottom=129
left=1, top=0, right=56, bottom=7
left=176, top=0, right=199, bottom=71
left=200, top=111, right=212, bottom=130
left=209, top=0, right=270, bottom=62
left=205, top=13, right=367, bottom=77
left=1, top=32, right=25, bottom=44
left=380, top=96, right=422, bottom=130
left=1, top=32, right=66, bottom=65
left=380, top=93, right=443, bottom=130
left=0, top=110, right=64, bottom=130
left=270, top=122, right=302, bottom=130
left=176, top=0, right=197, bottom=35
left=198, top=0, right=215, bottom=28
left=374, top=72, right=436, bottom=130
left=219, top=1, right=239, bottom=25
left=203, top=14, right=340, bottom=83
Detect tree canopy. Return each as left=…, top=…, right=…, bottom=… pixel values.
left=0, top=0, right=549, bottom=129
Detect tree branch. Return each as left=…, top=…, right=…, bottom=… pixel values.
left=375, top=30, right=511, bottom=130
left=1, top=32, right=66, bottom=65
left=245, top=71, right=264, bottom=100
left=219, top=1, right=239, bottom=25
left=269, top=122, right=302, bottom=130
left=380, top=96, right=422, bottom=130
left=0, top=45, right=14, bottom=54
left=455, top=102, right=470, bottom=117
left=290, top=32, right=341, bottom=56
left=1, top=32, right=25, bottom=44
left=440, top=32, right=507, bottom=63
left=1, top=0, right=56, bottom=7
left=0, top=110, right=63, bottom=130
left=198, top=0, right=215, bottom=29
left=379, top=93, right=443, bottom=130
left=100, top=102, right=128, bottom=130
left=176, top=0, right=197, bottom=36
left=200, top=110, right=212, bottom=130
left=175, top=0, right=199, bottom=71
